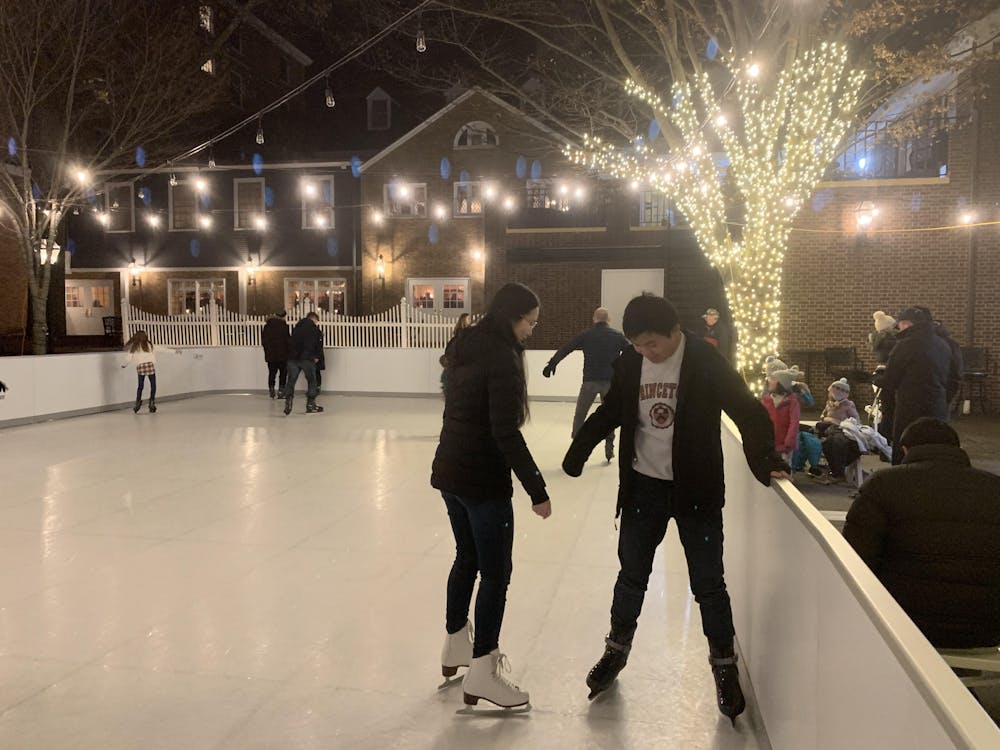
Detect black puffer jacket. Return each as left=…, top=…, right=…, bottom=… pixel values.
left=563, top=334, right=785, bottom=516
left=431, top=319, right=548, bottom=505
left=261, top=318, right=290, bottom=362
left=288, top=318, right=323, bottom=361
left=872, top=321, right=952, bottom=440
left=843, top=443, right=1000, bottom=648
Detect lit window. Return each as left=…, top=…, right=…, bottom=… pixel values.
left=453, top=182, right=483, bottom=217
left=285, top=279, right=346, bottom=315
left=201, top=59, right=215, bottom=75
left=407, top=278, right=470, bottom=314
left=301, top=176, right=335, bottom=229
left=383, top=183, right=426, bottom=218
left=168, top=279, right=225, bottom=315
left=637, top=191, right=668, bottom=227
left=199, top=5, right=214, bottom=34
left=65, top=286, right=82, bottom=308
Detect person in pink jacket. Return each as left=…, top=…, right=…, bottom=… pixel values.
left=762, top=365, right=802, bottom=461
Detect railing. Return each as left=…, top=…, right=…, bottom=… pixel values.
left=123, top=299, right=471, bottom=349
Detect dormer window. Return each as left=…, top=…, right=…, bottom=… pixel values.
left=367, top=88, right=392, bottom=131
left=454, top=121, right=498, bottom=149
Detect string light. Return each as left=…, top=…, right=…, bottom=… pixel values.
left=416, top=27, right=427, bottom=53
left=208, top=147, right=216, bottom=169
left=568, top=43, right=865, bottom=380
left=325, top=77, right=336, bottom=108
left=256, top=118, right=264, bottom=145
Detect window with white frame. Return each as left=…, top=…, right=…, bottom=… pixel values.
left=407, top=278, right=470, bottom=315
left=384, top=182, right=426, bottom=218
left=169, top=181, right=200, bottom=230
left=285, top=278, right=346, bottom=315
left=454, top=121, right=499, bottom=149
left=168, top=279, right=226, bottom=315
left=301, top=176, right=335, bottom=229
left=234, top=178, right=265, bottom=229
left=453, top=182, right=483, bottom=217
left=201, top=59, right=215, bottom=75
left=637, top=190, right=669, bottom=227
left=104, top=183, right=134, bottom=232
left=65, top=286, right=82, bottom=308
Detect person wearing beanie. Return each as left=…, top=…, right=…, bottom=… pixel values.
left=700, top=307, right=732, bottom=361
left=762, top=366, right=802, bottom=460
left=873, top=304, right=952, bottom=464
left=821, top=378, right=859, bottom=426
left=869, top=311, right=897, bottom=365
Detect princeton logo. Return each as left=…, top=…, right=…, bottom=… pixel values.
left=649, top=402, right=675, bottom=429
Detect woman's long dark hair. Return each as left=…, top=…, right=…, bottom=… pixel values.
left=125, top=330, right=152, bottom=353
left=482, top=282, right=538, bottom=426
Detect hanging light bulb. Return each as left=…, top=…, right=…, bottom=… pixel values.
left=208, top=146, right=216, bottom=169
left=169, top=173, right=178, bottom=187
left=256, top=118, right=264, bottom=145
left=325, top=78, right=336, bottom=108
left=416, top=27, right=427, bottom=53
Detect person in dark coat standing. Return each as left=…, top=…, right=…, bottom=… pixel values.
left=700, top=307, right=732, bottom=361
left=562, top=293, right=788, bottom=723
left=261, top=311, right=291, bottom=398
left=432, top=283, right=550, bottom=710
left=283, top=312, right=324, bottom=415
left=843, top=418, right=1000, bottom=648
left=543, top=307, right=629, bottom=461
left=872, top=306, right=952, bottom=465
left=933, top=319, right=964, bottom=412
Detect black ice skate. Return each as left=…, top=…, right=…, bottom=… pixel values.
left=586, top=628, right=633, bottom=700
left=148, top=398, right=157, bottom=413
left=133, top=399, right=142, bottom=414
left=709, top=644, right=746, bottom=725
left=283, top=396, right=293, bottom=415
left=306, top=400, right=324, bottom=413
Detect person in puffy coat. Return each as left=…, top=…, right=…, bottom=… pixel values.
left=844, top=418, right=1000, bottom=648
left=432, top=282, right=550, bottom=710
left=872, top=306, right=952, bottom=465
left=261, top=311, right=290, bottom=398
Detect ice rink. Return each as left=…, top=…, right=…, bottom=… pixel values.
left=0, top=394, right=768, bottom=748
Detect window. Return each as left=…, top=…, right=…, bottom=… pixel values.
left=169, top=181, right=200, bottom=231
left=384, top=183, right=426, bottom=218
left=407, top=278, right=470, bottom=314
left=367, top=90, right=391, bottom=130
left=201, top=59, right=215, bottom=75
left=91, top=285, right=111, bottom=308
left=65, top=286, right=82, bottom=308
left=285, top=278, right=346, bottom=315
left=301, top=176, right=335, bottom=229
left=104, top=182, right=134, bottom=232
left=454, top=121, right=499, bottom=149
left=637, top=191, right=668, bottom=227
left=525, top=179, right=569, bottom=211
left=234, top=178, right=265, bottom=229
left=199, top=5, right=214, bottom=34
left=453, top=182, right=483, bottom=217
left=168, top=279, right=226, bottom=315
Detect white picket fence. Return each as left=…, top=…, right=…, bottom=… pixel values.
left=123, top=299, right=472, bottom=349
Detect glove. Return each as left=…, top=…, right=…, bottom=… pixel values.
left=542, top=362, right=555, bottom=378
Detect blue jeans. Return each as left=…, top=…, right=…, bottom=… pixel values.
left=441, top=492, right=514, bottom=658
left=136, top=373, right=156, bottom=401
left=611, top=471, right=735, bottom=646
left=284, top=359, right=317, bottom=400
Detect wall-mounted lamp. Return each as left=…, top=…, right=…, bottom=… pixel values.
left=855, top=200, right=878, bottom=232
left=128, top=259, right=144, bottom=287
left=376, top=254, right=386, bottom=281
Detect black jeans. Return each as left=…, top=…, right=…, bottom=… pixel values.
left=284, top=359, right=318, bottom=400
left=266, top=361, right=287, bottom=392
left=441, top=492, right=514, bottom=658
left=136, top=373, right=156, bottom=401
left=611, top=471, right=735, bottom=646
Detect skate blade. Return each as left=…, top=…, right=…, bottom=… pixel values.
left=462, top=693, right=530, bottom=710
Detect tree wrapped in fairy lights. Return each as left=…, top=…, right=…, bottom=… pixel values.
left=571, top=44, right=864, bottom=380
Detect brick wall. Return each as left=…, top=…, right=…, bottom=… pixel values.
left=0, top=230, right=29, bottom=354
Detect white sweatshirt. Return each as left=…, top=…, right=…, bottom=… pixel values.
left=123, top=344, right=157, bottom=367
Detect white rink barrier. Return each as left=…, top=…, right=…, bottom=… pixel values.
left=722, top=415, right=1000, bottom=749
left=0, top=348, right=581, bottom=426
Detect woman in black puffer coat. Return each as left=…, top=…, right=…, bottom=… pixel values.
left=431, top=282, right=550, bottom=709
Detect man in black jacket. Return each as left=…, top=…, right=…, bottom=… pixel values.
left=543, top=307, right=628, bottom=461
left=872, top=306, right=952, bottom=464
left=284, top=312, right=324, bottom=415
left=843, top=418, right=1000, bottom=648
left=261, top=311, right=290, bottom=398
left=562, top=294, right=788, bottom=723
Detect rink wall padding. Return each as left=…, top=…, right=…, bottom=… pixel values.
left=722, top=416, right=1000, bottom=749
left=0, top=348, right=580, bottom=427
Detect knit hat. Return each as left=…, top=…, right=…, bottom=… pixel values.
left=772, top=366, right=803, bottom=392
left=897, top=306, right=932, bottom=325
left=703, top=307, right=720, bottom=318
left=277, top=310, right=287, bottom=318
left=872, top=310, right=895, bottom=333
left=763, top=355, right=787, bottom=377
left=829, top=377, right=850, bottom=395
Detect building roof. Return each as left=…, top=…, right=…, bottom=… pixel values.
left=359, top=87, right=571, bottom=174
left=245, top=14, right=314, bottom=67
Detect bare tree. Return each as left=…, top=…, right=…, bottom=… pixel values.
left=348, top=0, right=999, bottom=380
left=0, top=0, right=230, bottom=354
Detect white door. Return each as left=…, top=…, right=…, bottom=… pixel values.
left=65, top=281, right=114, bottom=335
left=600, top=269, right=664, bottom=332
